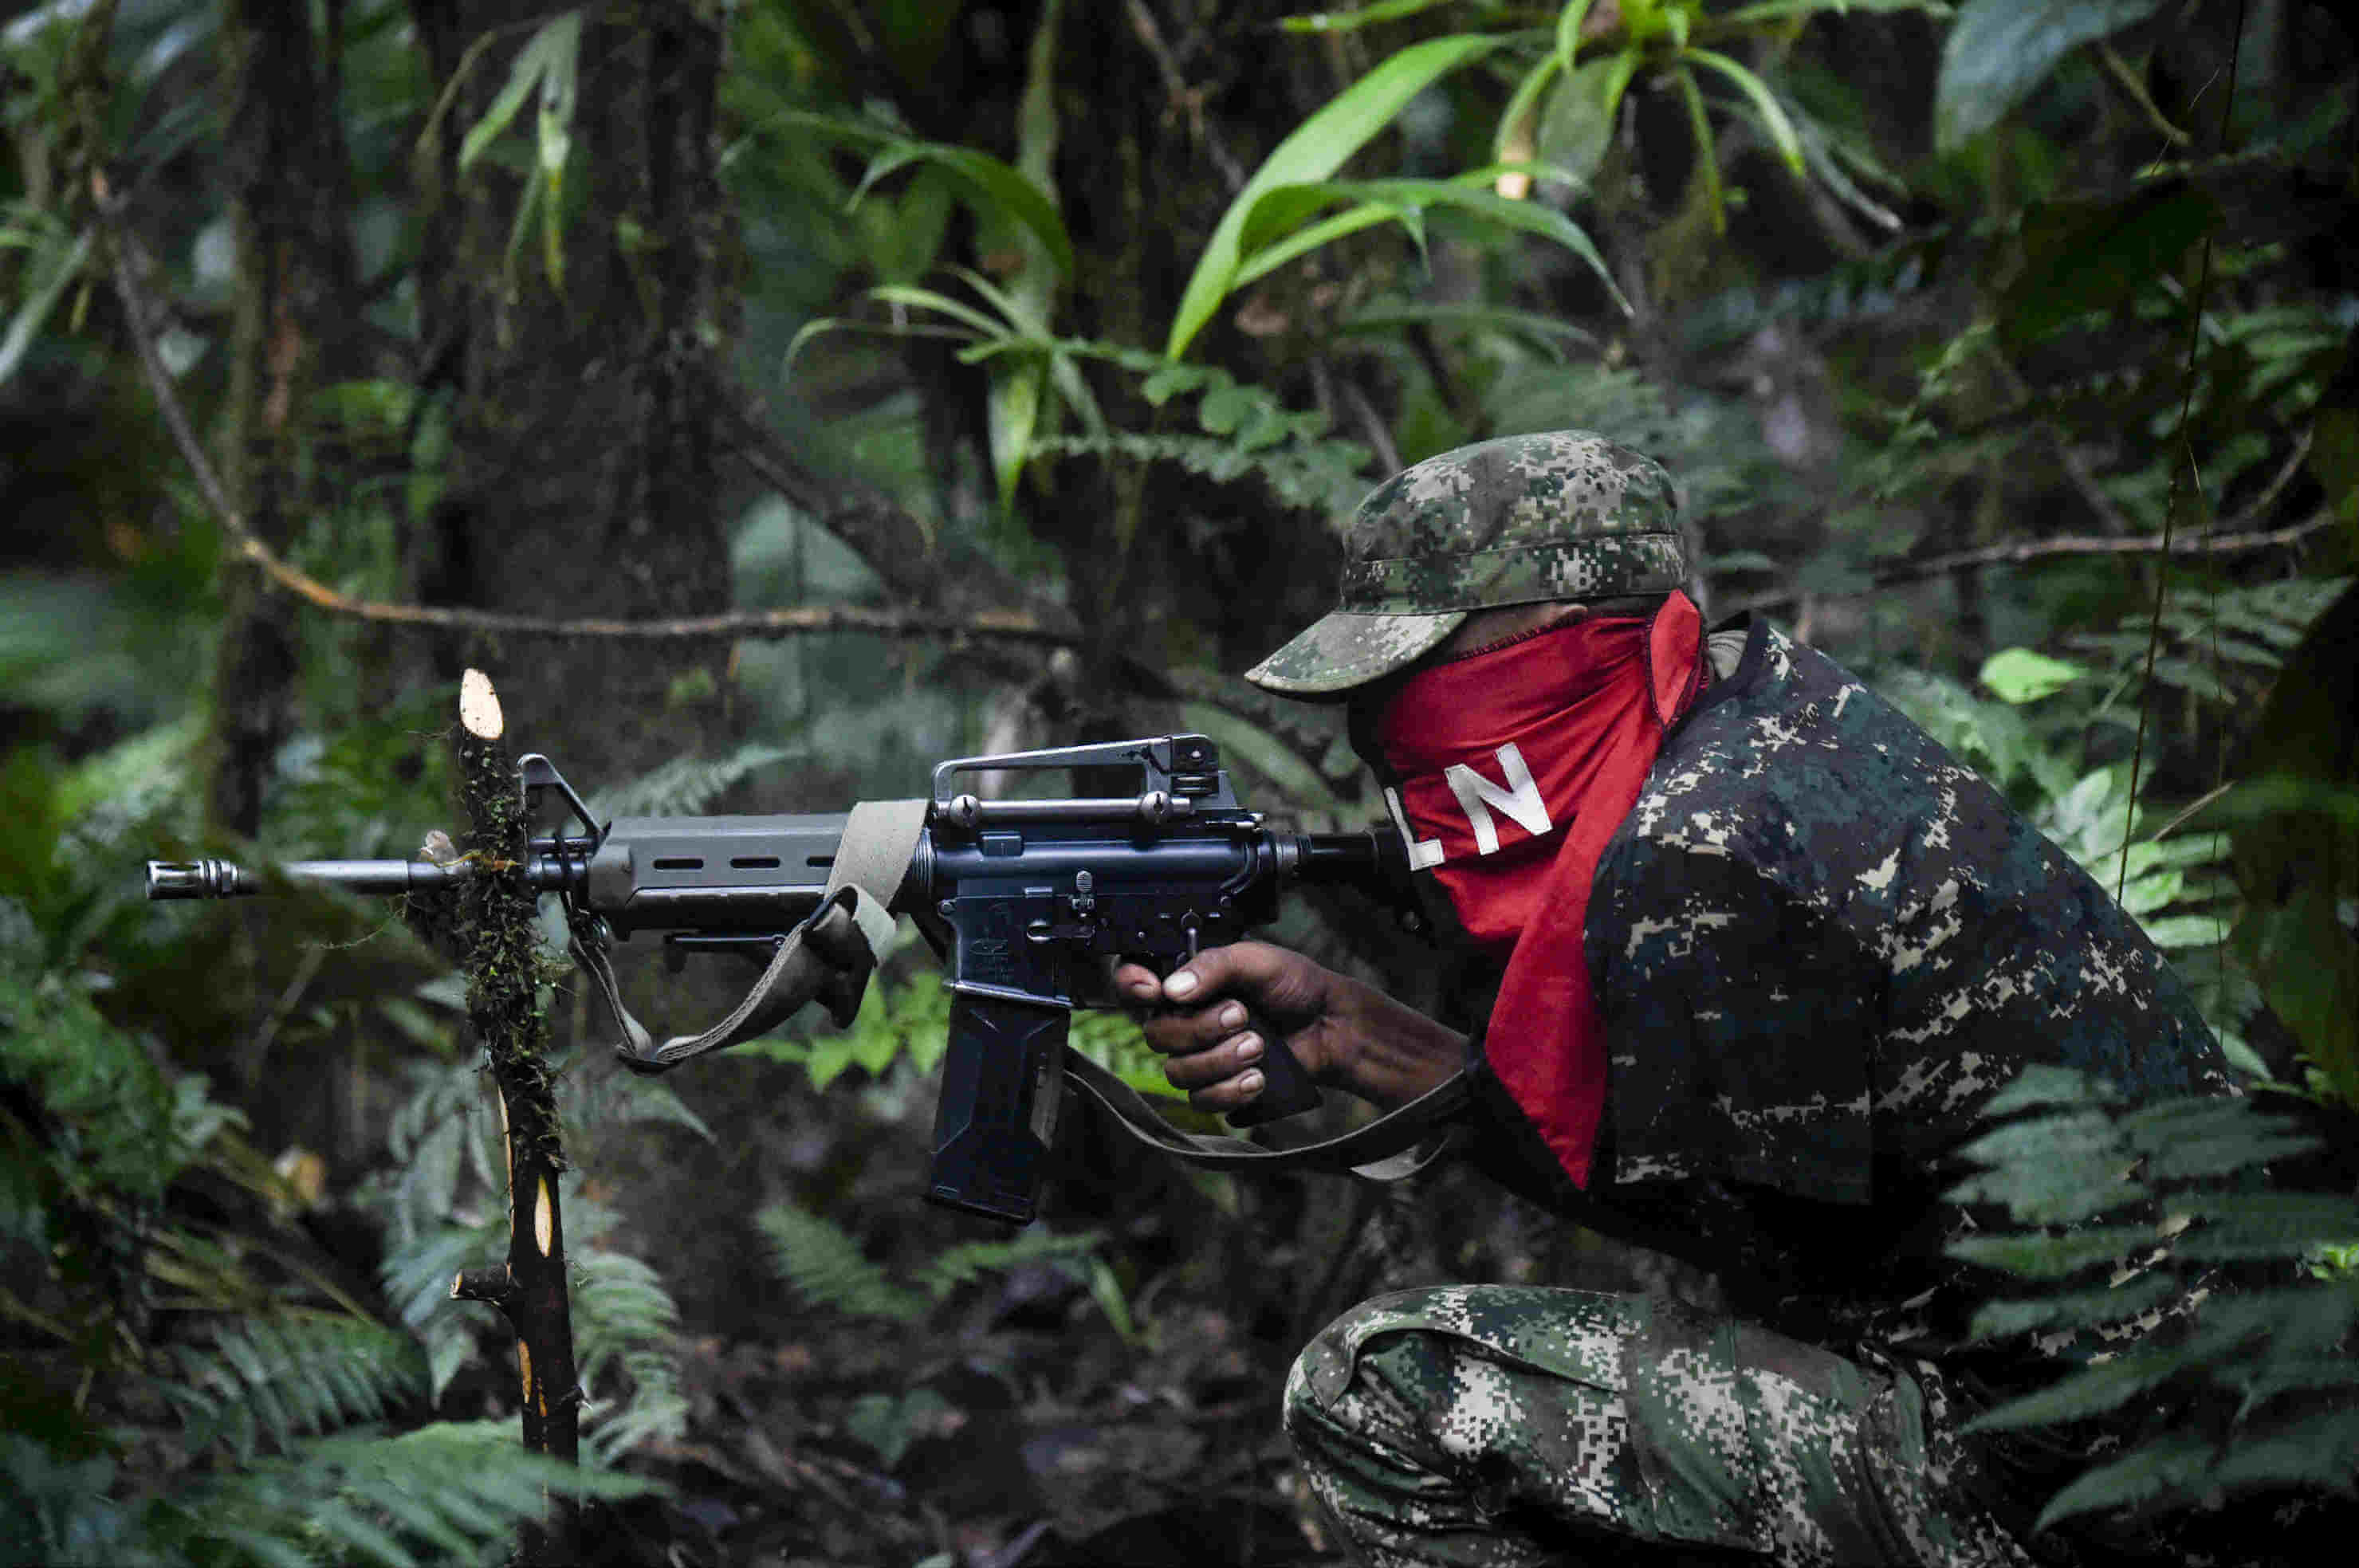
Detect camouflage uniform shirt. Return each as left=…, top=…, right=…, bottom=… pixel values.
left=1465, top=613, right=2229, bottom=1358
left=1281, top=618, right=2234, bottom=1567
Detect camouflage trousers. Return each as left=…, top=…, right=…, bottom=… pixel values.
left=1284, top=1286, right=2036, bottom=1567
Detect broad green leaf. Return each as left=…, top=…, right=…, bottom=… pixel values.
left=1979, top=646, right=2089, bottom=703
left=1556, top=0, right=1599, bottom=74
left=0, top=223, right=89, bottom=387
left=1233, top=176, right=1627, bottom=311
left=458, top=12, right=580, bottom=172
left=1535, top=54, right=1638, bottom=187
left=987, top=356, right=1047, bottom=513
left=1006, top=0, right=1066, bottom=328
left=1672, top=65, right=1726, bottom=232
left=1088, top=1256, right=1142, bottom=1343
left=1492, top=52, right=1564, bottom=171
left=1283, top=0, right=1461, bottom=31
left=1166, top=32, right=1508, bottom=360
left=952, top=265, right=1049, bottom=336
left=850, top=143, right=928, bottom=206
left=760, top=111, right=1074, bottom=279
left=1230, top=201, right=1405, bottom=290
left=906, top=146, right=1076, bottom=280
left=1683, top=49, right=1806, bottom=178
left=532, top=13, right=579, bottom=180
left=863, top=284, right=1017, bottom=343
left=801, top=1033, right=858, bottom=1091
left=1934, top=0, right=2170, bottom=152
left=1724, top=0, right=1954, bottom=20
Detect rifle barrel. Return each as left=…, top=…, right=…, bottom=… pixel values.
left=144, top=856, right=583, bottom=900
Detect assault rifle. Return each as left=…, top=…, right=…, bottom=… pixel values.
left=147, top=735, right=1415, bottom=1224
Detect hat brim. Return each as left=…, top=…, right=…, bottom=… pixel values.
left=1242, top=609, right=1468, bottom=699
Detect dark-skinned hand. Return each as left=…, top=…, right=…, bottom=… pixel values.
left=1111, top=941, right=1467, bottom=1116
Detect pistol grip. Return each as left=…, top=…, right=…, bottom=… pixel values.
left=1223, top=1015, right=1323, bottom=1128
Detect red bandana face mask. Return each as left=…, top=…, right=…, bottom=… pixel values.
left=1368, top=591, right=1705, bottom=1187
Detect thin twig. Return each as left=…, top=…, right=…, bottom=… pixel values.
left=2117, top=0, right=2248, bottom=907
left=2218, top=430, right=2314, bottom=535
left=246, top=944, right=326, bottom=1067
left=2096, top=41, right=2193, bottom=149
left=1721, top=509, right=2336, bottom=615
left=1126, top=0, right=1248, bottom=195
left=95, top=182, right=1078, bottom=652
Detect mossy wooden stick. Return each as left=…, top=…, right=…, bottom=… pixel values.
left=444, top=668, right=582, bottom=1565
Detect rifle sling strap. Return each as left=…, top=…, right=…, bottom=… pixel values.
left=1060, top=1047, right=1471, bottom=1181
left=608, top=798, right=930, bottom=1075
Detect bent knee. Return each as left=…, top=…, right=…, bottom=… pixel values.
left=1286, top=1287, right=1484, bottom=1425
left=1285, top=1284, right=1636, bottom=1432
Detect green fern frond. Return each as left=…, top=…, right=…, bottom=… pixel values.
left=1948, top=1225, right=2166, bottom=1281
left=1478, top=361, right=1776, bottom=523
left=1031, top=431, right=1372, bottom=515
left=375, top=1062, right=501, bottom=1247
left=586, top=742, right=796, bottom=819
left=158, top=1314, right=426, bottom=1461
left=2030, top=1432, right=2221, bottom=1531
left=560, top=1064, right=714, bottom=1158
left=754, top=1203, right=926, bottom=1322
left=2168, top=1194, right=2359, bottom=1263
left=375, top=1221, right=501, bottom=1401
left=1067, top=1009, right=1190, bottom=1104
left=571, top=1247, right=687, bottom=1463
left=1968, top=1345, right=2206, bottom=1432
left=782, top=973, right=955, bottom=1087
left=914, top=1228, right=1106, bottom=1299
left=158, top=1422, right=662, bottom=1568
left=0, top=1433, right=151, bottom=1568
left=2204, top=1403, right=2359, bottom=1497
left=1953, top=1070, right=2359, bottom=1524
left=1967, top=1273, right=2183, bottom=1341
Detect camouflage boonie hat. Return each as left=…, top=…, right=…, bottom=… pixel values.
left=1244, top=431, right=1688, bottom=698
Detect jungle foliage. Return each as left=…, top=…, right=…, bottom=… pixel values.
left=3, top=0, right=2356, bottom=1562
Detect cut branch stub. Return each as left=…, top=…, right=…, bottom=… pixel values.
left=453, top=1265, right=517, bottom=1309
left=461, top=667, right=505, bottom=740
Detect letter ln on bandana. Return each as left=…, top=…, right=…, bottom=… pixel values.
left=1376, top=593, right=1705, bottom=1187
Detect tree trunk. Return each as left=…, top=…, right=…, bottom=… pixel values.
left=407, top=0, right=738, bottom=784
left=208, top=0, right=364, bottom=835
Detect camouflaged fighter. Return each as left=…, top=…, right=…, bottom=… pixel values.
left=1112, top=431, right=2233, bottom=1567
